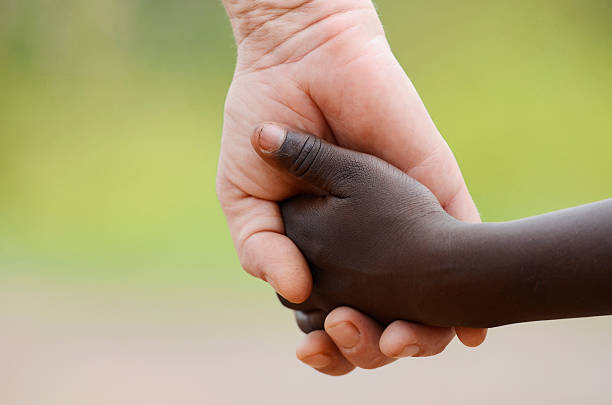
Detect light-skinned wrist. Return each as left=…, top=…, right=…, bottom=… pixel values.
left=222, top=0, right=378, bottom=68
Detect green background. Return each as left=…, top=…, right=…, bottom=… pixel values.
left=2, top=0, right=611, bottom=293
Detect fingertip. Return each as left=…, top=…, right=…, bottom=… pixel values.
left=260, top=123, right=287, bottom=152
left=251, top=122, right=287, bottom=155
left=379, top=321, right=418, bottom=358
left=296, top=330, right=328, bottom=360
left=323, top=307, right=360, bottom=330
left=295, top=310, right=326, bottom=334
left=297, top=331, right=355, bottom=376
left=324, top=307, right=394, bottom=370
left=379, top=323, right=410, bottom=358
left=271, top=242, right=312, bottom=304
left=274, top=271, right=312, bottom=304
left=240, top=231, right=312, bottom=304
left=456, top=327, right=488, bottom=347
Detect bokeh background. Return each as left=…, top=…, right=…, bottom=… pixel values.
left=1, top=0, right=611, bottom=403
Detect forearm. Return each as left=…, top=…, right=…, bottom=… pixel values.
left=424, top=199, right=612, bottom=328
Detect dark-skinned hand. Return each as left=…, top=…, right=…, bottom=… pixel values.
left=253, top=125, right=612, bottom=331
left=254, top=125, right=451, bottom=331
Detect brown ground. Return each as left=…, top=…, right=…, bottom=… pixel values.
left=2, top=281, right=611, bottom=404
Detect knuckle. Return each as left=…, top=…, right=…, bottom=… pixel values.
left=236, top=249, right=256, bottom=277
left=289, top=135, right=322, bottom=178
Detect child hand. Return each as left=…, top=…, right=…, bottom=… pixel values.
left=252, top=125, right=455, bottom=328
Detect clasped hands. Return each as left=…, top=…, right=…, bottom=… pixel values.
left=218, top=0, right=486, bottom=376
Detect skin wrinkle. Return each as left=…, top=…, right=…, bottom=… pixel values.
left=236, top=7, right=372, bottom=75
left=290, top=137, right=313, bottom=169
left=404, top=139, right=445, bottom=180
left=407, top=141, right=467, bottom=213
left=256, top=76, right=321, bottom=129
left=240, top=229, right=281, bottom=276
left=442, top=183, right=473, bottom=218
left=232, top=197, right=284, bottom=250
left=275, top=23, right=362, bottom=70
left=232, top=0, right=317, bottom=47
left=338, top=34, right=389, bottom=73
left=241, top=71, right=338, bottom=149
left=313, top=96, right=339, bottom=146
left=222, top=91, right=298, bottom=198
left=250, top=72, right=338, bottom=156
left=273, top=96, right=318, bottom=129
left=229, top=71, right=331, bottom=150
left=253, top=60, right=341, bottom=148
left=219, top=147, right=293, bottom=200
left=272, top=8, right=370, bottom=59
left=292, top=137, right=323, bottom=177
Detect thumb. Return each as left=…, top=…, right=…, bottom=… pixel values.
left=251, top=123, right=369, bottom=197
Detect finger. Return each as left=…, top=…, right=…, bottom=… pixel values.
left=443, top=182, right=481, bottom=224
left=241, top=231, right=312, bottom=303
left=297, top=330, right=355, bottom=376
left=276, top=293, right=318, bottom=312
left=456, top=327, right=488, bottom=347
left=379, top=322, right=455, bottom=359
left=251, top=123, right=377, bottom=197
left=275, top=294, right=327, bottom=333
left=379, top=320, right=455, bottom=358
left=324, top=307, right=395, bottom=370
left=294, top=310, right=327, bottom=334
left=217, top=181, right=312, bottom=303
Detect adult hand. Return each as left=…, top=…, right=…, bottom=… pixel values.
left=217, top=0, right=486, bottom=375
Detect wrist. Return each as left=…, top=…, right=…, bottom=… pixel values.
left=407, top=217, right=485, bottom=327
left=384, top=213, right=459, bottom=324
left=222, top=0, right=380, bottom=71
left=426, top=220, right=521, bottom=328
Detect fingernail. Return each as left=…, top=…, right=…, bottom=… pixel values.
left=301, top=353, right=332, bottom=369
left=393, top=344, right=420, bottom=358
left=258, top=124, right=286, bottom=152
left=327, top=322, right=360, bottom=349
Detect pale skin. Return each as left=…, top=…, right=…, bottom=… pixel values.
left=217, top=0, right=487, bottom=375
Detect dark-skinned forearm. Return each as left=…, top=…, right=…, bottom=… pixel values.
left=418, top=199, right=612, bottom=328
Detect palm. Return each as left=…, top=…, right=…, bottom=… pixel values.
left=220, top=69, right=323, bottom=202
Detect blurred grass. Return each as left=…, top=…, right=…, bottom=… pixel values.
left=0, top=0, right=611, bottom=290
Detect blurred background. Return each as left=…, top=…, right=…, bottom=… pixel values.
left=1, top=0, right=611, bottom=403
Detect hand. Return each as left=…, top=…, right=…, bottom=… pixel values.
left=254, top=126, right=465, bottom=327
left=252, top=128, right=448, bottom=325
left=218, top=0, right=486, bottom=375
left=257, top=128, right=612, bottom=329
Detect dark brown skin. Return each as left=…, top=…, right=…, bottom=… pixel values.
left=253, top=128, right=612, bottom=331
